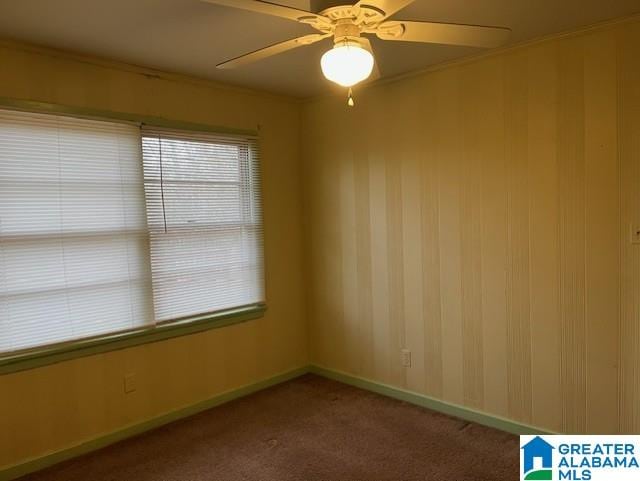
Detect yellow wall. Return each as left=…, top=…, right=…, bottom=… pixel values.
left=302, top=17, right=640, bottom=434
left=0, top=42, right=307, bottom=468
left=2, top=14, right=640, bottom=471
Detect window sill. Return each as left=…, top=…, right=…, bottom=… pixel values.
left=0, top=304, right=266, bottom=375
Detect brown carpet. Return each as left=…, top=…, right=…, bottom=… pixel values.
left=19, top=374, right=519, bottom=481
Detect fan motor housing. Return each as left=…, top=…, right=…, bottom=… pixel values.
left=334, top=20, right=361, bottom=40
left=318, top=5, right=386, bottom=29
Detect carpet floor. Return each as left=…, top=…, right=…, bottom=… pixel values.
left=19, top=373, right=519, bottom=481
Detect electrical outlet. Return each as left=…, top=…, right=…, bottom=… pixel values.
left=124, top=373, right=136, bottom=394
left=631, top=224, right=640, bottom=245
left=401, top=349, right=412, bottom=368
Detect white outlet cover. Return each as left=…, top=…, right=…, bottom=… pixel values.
left=401, top=349, right=411, bottom=368
left=631, top=224, right=640, bottom=244
left=124, top=374, right=136, bottom=394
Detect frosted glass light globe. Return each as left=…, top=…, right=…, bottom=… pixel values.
left=321, top=41, right=374, bottom=87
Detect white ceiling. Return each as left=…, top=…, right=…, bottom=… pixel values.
left=0, top=0, right=639, bottom=97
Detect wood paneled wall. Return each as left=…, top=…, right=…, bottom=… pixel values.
left=0, top=41, right=307, bottom=469
left=302, top=18, right=640, bottom=434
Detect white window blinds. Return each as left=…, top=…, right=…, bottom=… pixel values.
left=0, top=109, right=153, bottom=352
left=141, top=127, right=264, bottom=322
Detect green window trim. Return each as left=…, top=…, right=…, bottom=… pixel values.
left=0, top=304, right=266, bottom=375
left=0, top=97, right=265, bottom=376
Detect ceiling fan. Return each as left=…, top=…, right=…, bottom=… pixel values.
left=201, top=0, right=511, bottom=102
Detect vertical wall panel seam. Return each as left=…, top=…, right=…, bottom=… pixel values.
left=614, top=29, right=623, bottom=433
left=581, top=42, right=589, bottom=433
left=421, top=122, right=444, bottom=397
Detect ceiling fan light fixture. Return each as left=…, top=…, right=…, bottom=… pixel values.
left=320, top=40, right=374, bottom=88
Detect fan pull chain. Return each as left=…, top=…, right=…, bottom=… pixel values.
left=347, top=88, right=355, bottom=107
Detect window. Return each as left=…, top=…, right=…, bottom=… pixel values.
left=141, top=128, right=264, bottom=322
left=0, top=109, right=264, bottom=356
left=0, top=109, right=153, bottom=352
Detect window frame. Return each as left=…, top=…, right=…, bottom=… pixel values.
left=140, top=128, right=265, bottom=323
left=0, top=98, right=266, bottom=375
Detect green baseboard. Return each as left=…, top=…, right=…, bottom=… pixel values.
left=2, top=364, right=554, bottom=480
left=310, top=365, right=555, bottom=436
left=0, top=366, right=310, bottom=481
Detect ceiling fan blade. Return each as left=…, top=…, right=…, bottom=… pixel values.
left=217, top=33, right=330, bottom=69
left=360, top=37, right=381, bottom=81
left=355, top=0, right=415, bottom=19
left=200, top=0, right=327, bottom=23
left=377, top=20, right=511, bottom=48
